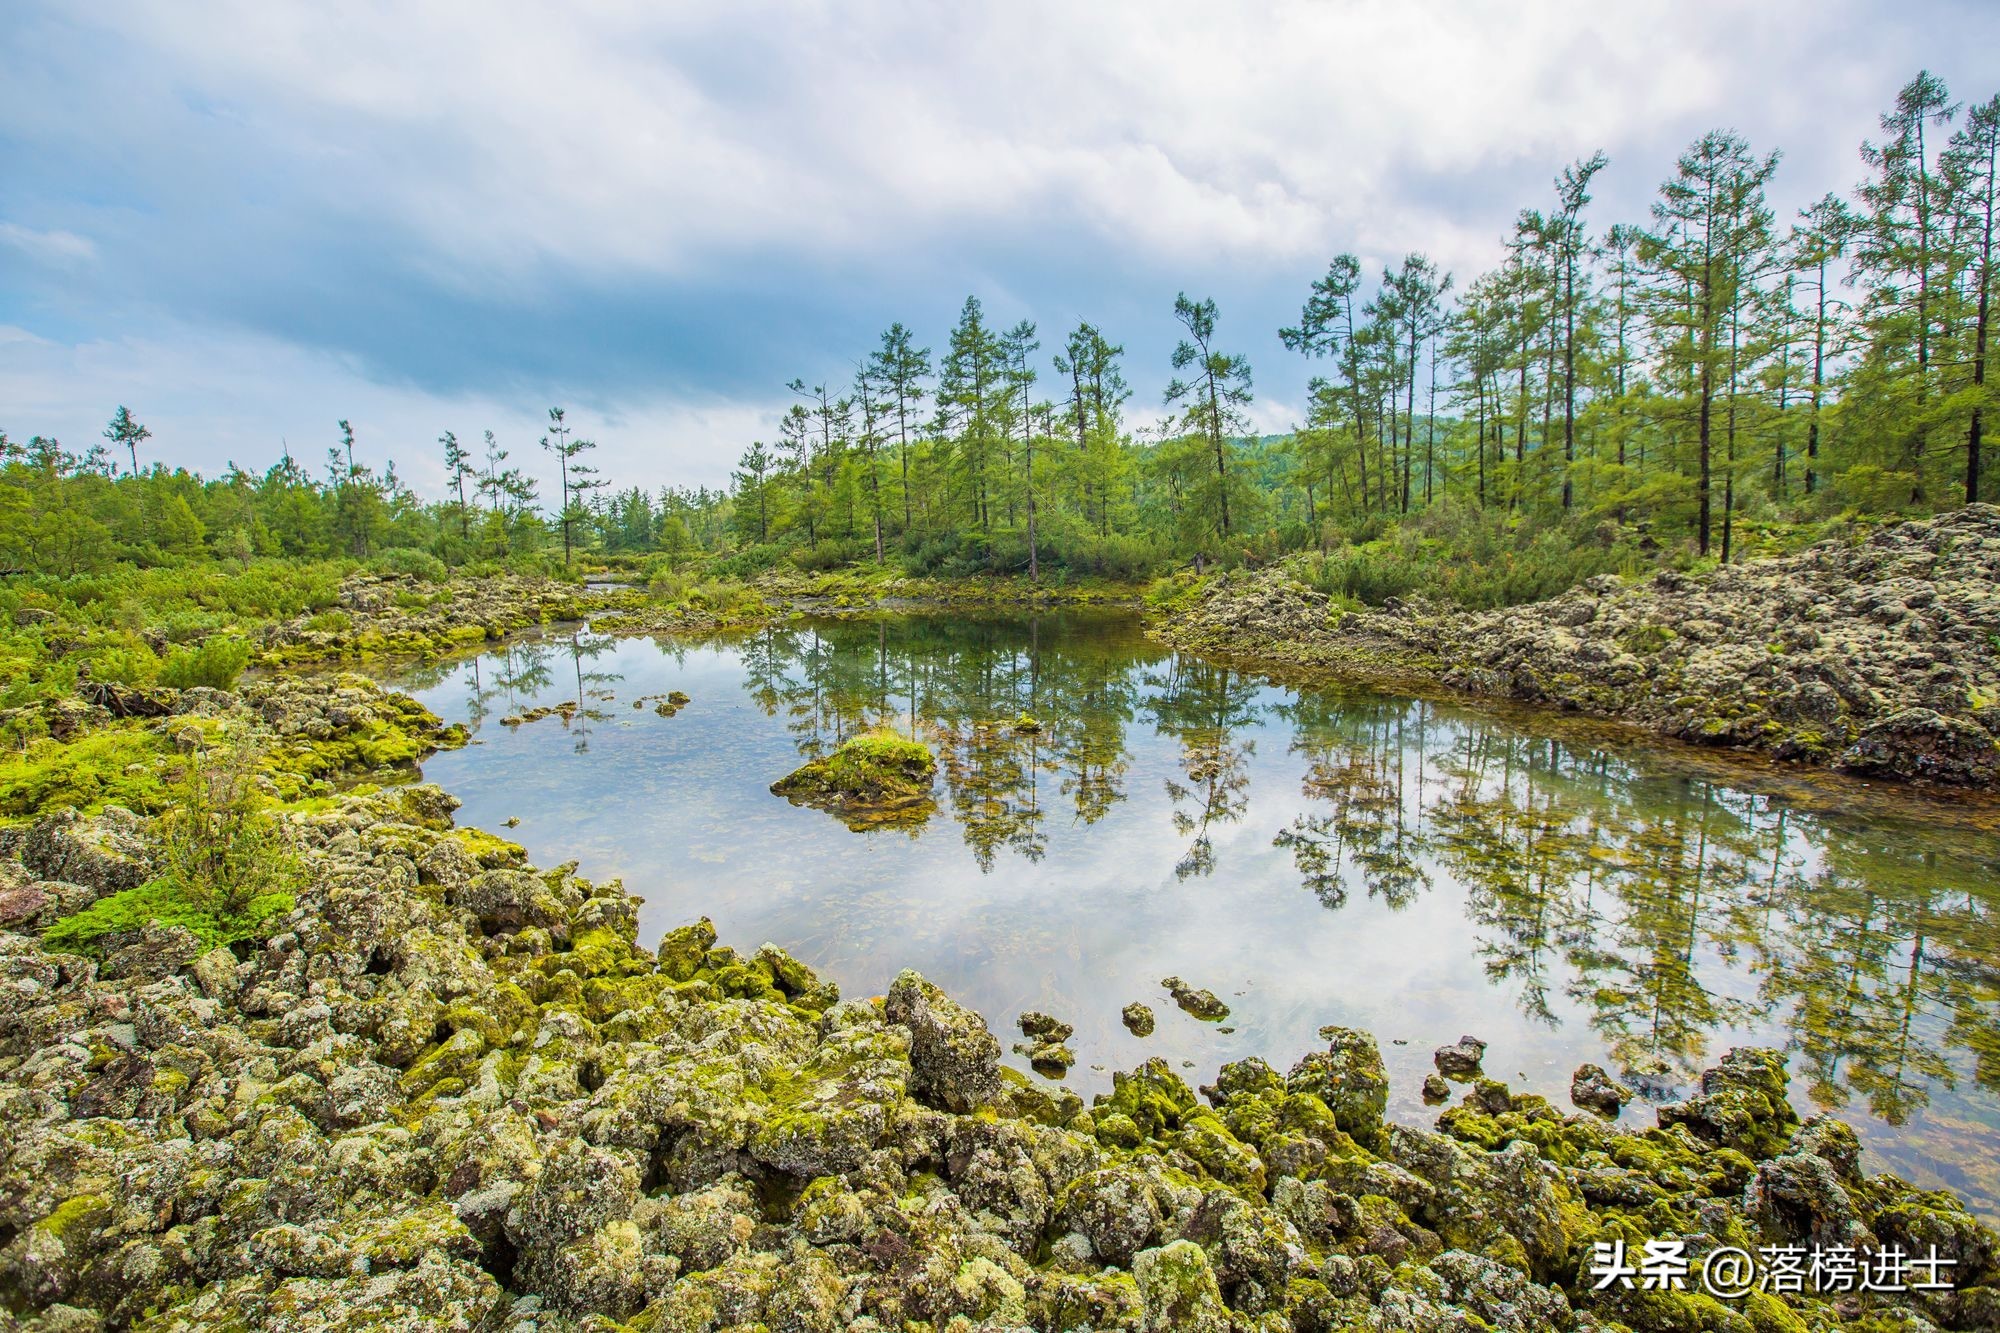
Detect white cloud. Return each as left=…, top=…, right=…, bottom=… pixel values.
left=0, top=222, right=96, bottom=266
left=42, top=0, right=1927, bottom=287
left=1, top=0, right=1987, bottom=481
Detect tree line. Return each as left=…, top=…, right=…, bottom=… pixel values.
left=0, top=408, right=726, bottom=577
left=4, top=71, right=1992, bottom=588
left=725, top=70, right=1998, bottom=574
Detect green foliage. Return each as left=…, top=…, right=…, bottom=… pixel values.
left=159, top=637, right=252, bottom=690
left=45, top=735, right=301, bottom=957
left=41, top=876, right=293, bottom=957
left=0, top=724, right=179, bottom=820
left=371, top=546, right=449, bottom=582
left=1295, top=507, right=1639, bottom=609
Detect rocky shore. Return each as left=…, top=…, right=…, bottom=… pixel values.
left=2, top=676, right=1998, bottom=1330
left=256, top=574, right=768, bottom=668
left=1155, top=505, right=2000, bottom=789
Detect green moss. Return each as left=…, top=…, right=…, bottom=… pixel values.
left=770, top=729, right=937, bottom=827
left=42, top=878, right=294, bottom=957
left=0, top=721, right=186, bottom=821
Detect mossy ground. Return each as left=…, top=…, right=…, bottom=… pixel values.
left=41, top=877, right=294, bottom=956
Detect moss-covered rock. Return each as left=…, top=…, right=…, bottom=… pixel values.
left=769, top=729, right=937, bottom=829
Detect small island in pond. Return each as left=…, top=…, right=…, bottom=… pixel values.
left=770, top=729, right=939, bottom=830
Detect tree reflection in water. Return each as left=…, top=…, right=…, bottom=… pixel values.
left=407, top=612, right=2000, bottom=1210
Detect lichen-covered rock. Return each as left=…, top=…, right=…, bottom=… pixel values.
left=1286, top=1026, right=1389, bottom=1142
left=770, top=730, right=937, bottom=829
left=1121, top=1001, right=1156, bottom=1036
left=1133, top=1239, right=1230, bottom=1333
left=1656, top=1045, right=1799, bottom=1158
left=884, top=968, right=1000, bottom=1113
left=1161, top=975, right=1230, bottom=1021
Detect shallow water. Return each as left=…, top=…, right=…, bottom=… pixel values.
left=390, top=612, right=2000, bottom=1219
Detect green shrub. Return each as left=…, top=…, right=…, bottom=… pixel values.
left=43, top=736, right=298, bottom=956
left=160, top=637, right=252, bottom=690
left=371, top=547, right=449, bottom=582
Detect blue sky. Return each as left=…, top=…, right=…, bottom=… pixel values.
left=3, top=0, right=1996, bottom=498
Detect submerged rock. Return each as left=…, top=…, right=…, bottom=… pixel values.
left=1014, top=1011, right=1076, bottom=1078
left=1019, top=1010, right=1074, bottom=1043
left=769, top=729, right=938, bottom=830
left=1121, top=1002, right=1156, bottom=1036
left=1161, top=975, right=1230, bottom=1021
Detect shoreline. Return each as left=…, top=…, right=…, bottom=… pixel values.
left=3, top=630, right=1999, bottom=1328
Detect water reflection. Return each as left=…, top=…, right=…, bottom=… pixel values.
left=390, top=612, right=2000, bottom=1219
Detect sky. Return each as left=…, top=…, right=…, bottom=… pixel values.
left=3, top=0, right=1997, bottom=499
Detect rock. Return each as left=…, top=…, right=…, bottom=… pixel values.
left=1433, top=1034, right=1486, bottom=1077
left=1121, top=1002, right=1155, bottom=1036
left=1837, top=707, right=2000, bottom=785
left=752, top=942, right=839, bottom=1010
left=1746, top=1149, right=1873, bottom=1252
left=1656, top=1046, right=1799, bottom=1159
left=1160, top=976, right=1229, bottom=1021
left=0, top=881, right=54, bottom=929
left=1286, top=1026, right=1389, bottom=1141
left=884, top=969, right=1000, bottom=1113
left=1013, top=1040, right=1076, bottom=1079
left=1421, top=1073, right=1450, bottom=1104
left=769, top=730, right=938, bottom=829
left=1018, top=1010, right=1074, bottom=1042
left=1569, top=1062, right=1633, bottom=1116
left=656, top=915, right=717, bottom=981
left=1132, top=1240, right=1229, bottom=1333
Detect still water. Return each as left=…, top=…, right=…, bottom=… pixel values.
left=389, top=612, right=2000, bottom=1219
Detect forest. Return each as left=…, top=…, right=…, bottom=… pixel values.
left=3, top=72, right=1994, bottom=608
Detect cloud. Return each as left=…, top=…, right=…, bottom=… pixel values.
left=0, top=222, right=96, bottom=267
left=0, top=0, right=1994, bottom=493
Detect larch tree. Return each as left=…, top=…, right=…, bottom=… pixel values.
left=104, top=406, right=151, bottom=477
left=866, top=323, right=932, bottom=533
left=1640, top=129, right=1780, bottom=556
left=1165, top=293, right=1254, bottom=543
left=1553, top=152, right=1609, bottom=511
left=1946, top=93, right=1999, bottom=502
left=1856, top=71, right=1960, bottom=500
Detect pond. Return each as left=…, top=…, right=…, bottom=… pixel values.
left=389, top=611, right=2000, bottom=1220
